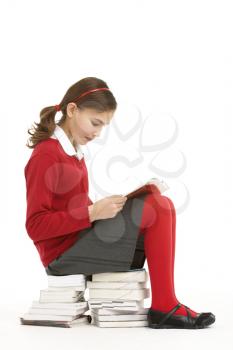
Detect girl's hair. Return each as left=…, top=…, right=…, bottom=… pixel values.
left=26, top=77, right=117, bottom=149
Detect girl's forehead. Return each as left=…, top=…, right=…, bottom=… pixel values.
left=86, top=110, right=113, bottom=124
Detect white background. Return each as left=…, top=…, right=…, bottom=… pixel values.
left=0, top=0, right=232, bottom=349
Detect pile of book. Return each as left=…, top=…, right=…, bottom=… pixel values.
left=87, top=268, right=150, bottom=327
left=19, top=274, right=91, bottom=328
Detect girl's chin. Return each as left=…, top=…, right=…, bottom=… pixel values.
left=78, top=136, right=89, bottom=144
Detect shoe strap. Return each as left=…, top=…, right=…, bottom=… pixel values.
left=184, top=305, right=190, bottom=325
left=157, top=303, right=182, bottom=327
left=183, top=305, right=196, bottom=327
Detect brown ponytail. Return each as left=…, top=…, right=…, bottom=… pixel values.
left=26, top=77, right=117, bottom=149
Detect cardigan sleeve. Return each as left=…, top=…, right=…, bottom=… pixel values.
left=24, top=153, right=92, bottom=242
left=88, top=196, right=93, bottom=205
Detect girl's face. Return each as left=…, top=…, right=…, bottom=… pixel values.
left=63, top=103, right=114, bottom=146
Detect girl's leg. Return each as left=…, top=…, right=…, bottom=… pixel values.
left=166, top=196, right=176, bottom=292
left=138, top=189, right=198, bottom=317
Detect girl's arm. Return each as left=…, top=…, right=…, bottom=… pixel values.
left=24, top=153, right=93, bottom=242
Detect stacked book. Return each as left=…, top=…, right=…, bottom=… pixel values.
left=19, top=274, right=91, bottom=328
left=87, top=268, right=150, bottom=327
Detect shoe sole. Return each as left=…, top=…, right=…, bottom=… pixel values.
left=148, top=316, right=215, bottom=329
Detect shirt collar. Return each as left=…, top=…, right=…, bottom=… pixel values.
left=50, top=125, right=84, bottom=160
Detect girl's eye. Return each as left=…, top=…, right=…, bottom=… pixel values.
left=92, top=122, right=100, bottom=127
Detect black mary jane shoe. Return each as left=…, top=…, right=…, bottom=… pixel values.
left=148, top=303, right=215, bottom=329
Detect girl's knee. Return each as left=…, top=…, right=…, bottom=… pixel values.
left=145, top=192, right=174, bottom=212
left=162, top=195, right=175, bottom=211
left=140, top=193, right=174, bottom=232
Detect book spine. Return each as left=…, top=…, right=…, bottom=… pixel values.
left=126, top=184, right=161, bottom=200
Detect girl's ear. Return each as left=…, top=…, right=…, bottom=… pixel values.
left=66, top=102, right=78, bottom=118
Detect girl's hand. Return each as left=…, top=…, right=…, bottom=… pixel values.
left=88, top=195, right=127, bottom=222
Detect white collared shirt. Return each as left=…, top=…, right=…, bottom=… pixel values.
left=50, top=125, right=84, bottom=161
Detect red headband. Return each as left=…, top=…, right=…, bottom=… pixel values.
left=54, top=87, right=110, bottom=112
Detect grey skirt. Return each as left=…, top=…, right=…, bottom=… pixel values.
left=45, top=193, right=148, bottom=277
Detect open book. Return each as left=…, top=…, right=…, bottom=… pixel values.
left=122, top=177, right=169, bottom=200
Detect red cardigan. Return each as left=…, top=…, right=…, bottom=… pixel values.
left=24, top=138, right=93, bottom=267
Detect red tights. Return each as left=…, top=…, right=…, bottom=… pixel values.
left=138, top=188, right=198, bottom=317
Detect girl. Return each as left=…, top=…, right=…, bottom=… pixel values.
left=24, top=76, right=215, bottom=329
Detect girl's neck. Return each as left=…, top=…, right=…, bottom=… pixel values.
left=57, top=122, right=78, bottom=152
